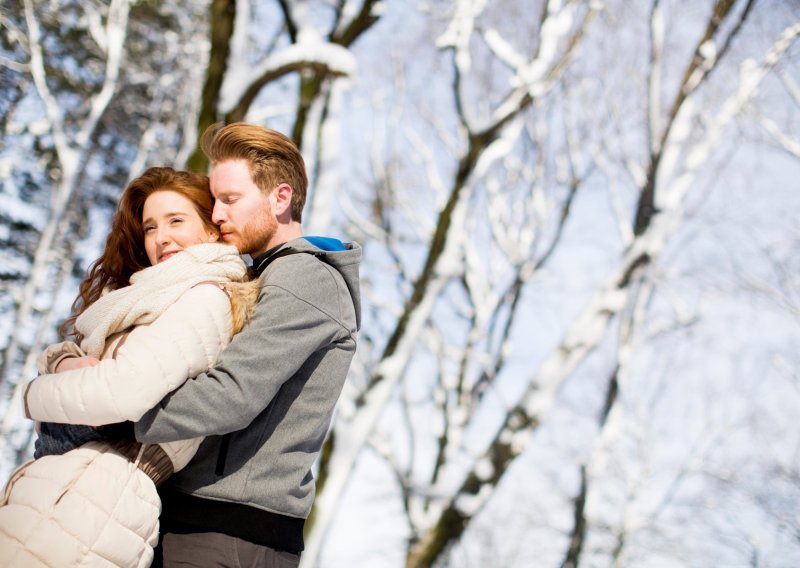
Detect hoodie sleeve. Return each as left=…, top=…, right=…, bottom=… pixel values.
left=134, top=256, right=355, bottom=442
left=24, top=285, right=233, bottom=426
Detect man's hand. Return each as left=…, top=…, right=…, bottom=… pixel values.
left=55, top=355, right=100, bottom=373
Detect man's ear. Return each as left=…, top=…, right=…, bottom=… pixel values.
left=272, top=183, right=293, bottom=217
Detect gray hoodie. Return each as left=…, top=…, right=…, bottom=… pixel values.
left=135, top=237, right=361, bottom=552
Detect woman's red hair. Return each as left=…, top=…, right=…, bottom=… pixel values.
left=61, top=167, right=216, bottom=339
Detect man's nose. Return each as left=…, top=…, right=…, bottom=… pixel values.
left=212, top=202, right=227, bottom=225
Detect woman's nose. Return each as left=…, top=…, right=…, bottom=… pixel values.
left=156, top=227, right=171, bottom=244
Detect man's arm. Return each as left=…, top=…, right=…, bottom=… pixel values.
left=135, top=282, right=347, bottom=443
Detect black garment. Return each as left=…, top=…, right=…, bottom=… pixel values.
left=34, top=422, right=104, bottom=458
left=157, top=488, right=305, bottom=555
left=34, top=421, right=135, bottom=458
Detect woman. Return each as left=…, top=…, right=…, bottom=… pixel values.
left=0, top=167, right=256, bottom=567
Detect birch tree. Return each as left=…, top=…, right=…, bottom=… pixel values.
left=0, top=0, right=133, bottom=468
left=409, top=3, right=799, bottom=566
left=0, top=0, right=210, bottom=470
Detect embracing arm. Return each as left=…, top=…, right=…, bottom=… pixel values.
left=134, top=282, right=345, bottom=443
left=36, top=341, right=87, bottom=375
left=24, top=285, right=233, bottom=426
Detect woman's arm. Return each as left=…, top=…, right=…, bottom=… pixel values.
left=24, top=284, right=233, bottom=426
left=36, top=341, right=86, bottom=374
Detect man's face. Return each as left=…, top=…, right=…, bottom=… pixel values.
left=210, top=159, right=278, bottom=256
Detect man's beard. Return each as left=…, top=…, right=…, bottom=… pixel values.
left=224, top=209, right=277, bottom=256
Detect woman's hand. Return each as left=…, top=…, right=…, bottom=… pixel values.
left=55, top=356, right=101, bottom=373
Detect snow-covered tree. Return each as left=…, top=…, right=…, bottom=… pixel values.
left=1, top=1, right=798, bottom=566
left=0, top=0, right=209, bottom=468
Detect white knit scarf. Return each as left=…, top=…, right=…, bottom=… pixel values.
left=76, top=243, right=247, bottom=357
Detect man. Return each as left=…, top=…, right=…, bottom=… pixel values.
left=135, top=122, right=361, bottom=566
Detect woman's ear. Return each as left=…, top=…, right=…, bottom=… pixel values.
left=208, top=230, right=219, bottom=242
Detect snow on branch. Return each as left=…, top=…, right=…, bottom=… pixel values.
left=778, top=68, right=800, bottom=105
left=490, top=0, right=599, bottom=128
left=758, top=114, right=800, bottom=159
left=406, top=20, right=800, bottom=567
left=75, top=0, right=130, bottom=149
left=525, top=16, right=799, bottom=428
left=655, top=0, right=756, bottom=156
left=331, top=0, right=384, bottom=44
left=85, top=2, right=109, bottom=53
left=436, top=0, right=489, bottom=75
left=0, top=14, right=30, bottom=72
left=220, top=27, right=357, bottom=114
left=0, top=55, right=29, bottom=73
left=22, top=0, right=77, bottom=173
left=658, top=23, right=800, bottom=215
left=482, top=27, right=525, bottom=71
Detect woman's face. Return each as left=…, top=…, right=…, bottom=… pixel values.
left=142, top=190, right=218, bottom=265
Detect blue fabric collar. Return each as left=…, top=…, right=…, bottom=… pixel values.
left=302, top=236, right=346, bottom=251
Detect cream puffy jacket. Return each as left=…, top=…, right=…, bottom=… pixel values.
left=0, top=283, right=244, bottom=567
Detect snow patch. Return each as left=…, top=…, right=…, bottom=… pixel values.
left=483, top=28, right=524, bottom=70
left=436, top=0, right=489, bottom=74
left=454, top=481, right=493, bottom=517
left=474, top=457, right=494, bottom=481
left=699, top=39, right=716, bottom=61
left=0, top=158, right=12, bottom=179
left=27, top=119, right=50, bottom=136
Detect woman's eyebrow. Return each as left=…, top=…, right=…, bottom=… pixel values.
left=142, top=210, right=190, bottom=223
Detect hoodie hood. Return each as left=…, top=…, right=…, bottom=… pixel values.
left=252, top=236, right=362, bottom=330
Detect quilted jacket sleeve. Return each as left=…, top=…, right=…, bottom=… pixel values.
left=24, top=285, right=233, bottom=426
left=35, top=341, right=85, bottom=375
